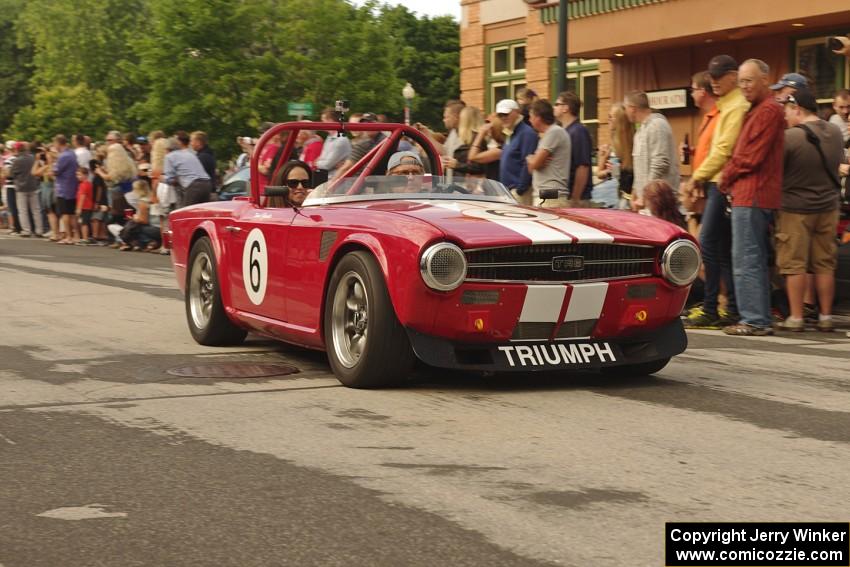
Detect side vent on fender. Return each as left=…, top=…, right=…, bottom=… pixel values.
left=320, top=231, right=338, bottom=261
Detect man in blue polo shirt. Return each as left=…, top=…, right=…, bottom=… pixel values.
left=497, top=98, right=538, bottom=204
left=554, top=91, right=593, bottom=203
left=52, top=135, right=79, bottom=244
left=164, top=131, right=212, bottom=207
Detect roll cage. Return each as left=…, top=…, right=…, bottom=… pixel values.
left=249, top=121, right=443, bottom=205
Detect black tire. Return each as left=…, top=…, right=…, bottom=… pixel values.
left=324, top=251, right=415, bottom=388
left=602, top=357, right=670, bottom=377
left=185, top=236, right=247, bottom=346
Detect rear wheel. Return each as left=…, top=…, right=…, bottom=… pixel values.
left=186, top=236, right=247, bottom=346
left=602, top=357, right=670, bottom=377
left=324, top=251, right=414, bottom=388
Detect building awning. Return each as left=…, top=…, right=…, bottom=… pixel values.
left=535, top=0, right=850, bottom=59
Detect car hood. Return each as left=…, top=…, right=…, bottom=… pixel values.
left=340, top=199, right=687, bottom=248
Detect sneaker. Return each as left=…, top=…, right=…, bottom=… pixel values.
left=717, top=310, right=740, bottom=326
left=684, top=311, right=721, bottom=329
left=33, top=232, right=44, bottom=238
left=19, top=231, right=31, bottom=237
left=723, top=323, right=774, bottom=336
left=816, top=319, right=834, bottom=333
left=803, top=303, right=818, bottom=324
left=774, top=317, right=804, bottom=332
left=159, top=248, right=171, bottom=256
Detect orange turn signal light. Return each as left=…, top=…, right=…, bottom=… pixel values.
left=474, top=318, right=485, bottom=331
left=635, top=310, right=648, bottom=322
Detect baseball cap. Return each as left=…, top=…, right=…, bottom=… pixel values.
left=4, top=140, right=16, bottom=150
left=15, top=142, right=28, bottom=152
left=359, top=112, right=379, bottom=123
left=770, top=72, right=808, bottom=91
left=495, top=99, right=520, bottom=114
left=708, top=55, right=739, bottom=79
left=136, top=135, right=148, bottom=144
left=785, top=88, right=819, bottom=113
left=387, top=150, right=423, bottom=172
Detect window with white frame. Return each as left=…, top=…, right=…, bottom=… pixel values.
left=563, top=60, right=600, bottom=148
left=487, top=42, right=526, bottom=113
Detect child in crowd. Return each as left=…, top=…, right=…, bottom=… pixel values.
left=75, top=167, right=94, bottom=244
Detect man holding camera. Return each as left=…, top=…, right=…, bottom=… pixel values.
left=316, top=107, right=351, bottom=182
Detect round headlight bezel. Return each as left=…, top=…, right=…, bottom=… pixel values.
left=420, top=242, right=468, bottom=292
left=661, top=239, right=701, bottom=287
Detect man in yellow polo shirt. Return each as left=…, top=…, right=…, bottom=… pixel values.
left=683, top=55, right=750, bottom=329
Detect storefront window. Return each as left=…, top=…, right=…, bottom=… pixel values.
left=562, top=60, right=600, bottom=148
left=486, top=42, right=527, bottom=112
left=795, top=36, right=846, bottom=100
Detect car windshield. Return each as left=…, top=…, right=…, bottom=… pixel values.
left=303, top=175, right=516, bottom=206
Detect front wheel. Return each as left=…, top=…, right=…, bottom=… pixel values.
left=602, top=357, right=670, bottom=378
left=324, top=251, right=414, bottom=388
left=186, top=236, right=247, bottom=346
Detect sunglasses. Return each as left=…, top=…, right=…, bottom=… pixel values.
left=286, top=178, right=312, bottom=189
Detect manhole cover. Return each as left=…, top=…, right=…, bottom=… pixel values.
left=166, top=363, right=300, bottom=379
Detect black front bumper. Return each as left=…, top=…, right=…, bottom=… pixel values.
left=406, top=319, right=687, bottom=372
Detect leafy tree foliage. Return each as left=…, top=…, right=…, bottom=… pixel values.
left=7, top=85, right=115, bottom=142
left=16, top=0, right=146, bottom=125
left=379, top=6, right=460, bottom=128
left=0, top=0, right=33, bottom=137
left=2, top=0, right=460, bottom=160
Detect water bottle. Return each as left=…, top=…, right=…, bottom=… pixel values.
left=610, top=155, right=621, bottom=179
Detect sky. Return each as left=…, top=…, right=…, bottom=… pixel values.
left=351, top=0, right=461, bottom=20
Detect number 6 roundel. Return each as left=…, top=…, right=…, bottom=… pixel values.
left=242, top=228, right=268, bottom=305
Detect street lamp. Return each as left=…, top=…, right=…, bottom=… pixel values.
left=402, top=82, right=416, bottom=125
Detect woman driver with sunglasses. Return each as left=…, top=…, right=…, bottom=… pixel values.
left=268, top=160, right=313, bottom=208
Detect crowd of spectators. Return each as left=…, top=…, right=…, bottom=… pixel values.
left=2, top=63, right=848, bottom=335
left=0, top=129, right=220, bottom=253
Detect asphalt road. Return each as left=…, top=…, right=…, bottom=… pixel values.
left=1, top=235, right=849, bottom=567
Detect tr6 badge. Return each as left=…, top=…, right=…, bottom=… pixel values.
left=551, top=255, right=584, bottom=272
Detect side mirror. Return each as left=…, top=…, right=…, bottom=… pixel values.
left=264, top=185, right=290, bottom=198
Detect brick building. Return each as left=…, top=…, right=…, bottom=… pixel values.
left=460, top=0, right=850, bottom=170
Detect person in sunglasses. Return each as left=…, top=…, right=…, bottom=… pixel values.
left=268, top=160, right=312, bottom=208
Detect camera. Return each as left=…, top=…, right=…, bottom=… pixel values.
left=335, top=100, right=350, bottom=113
left=828, top=35, right=850, bottom=56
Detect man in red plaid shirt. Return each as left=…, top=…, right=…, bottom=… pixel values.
left=719, top=59, right=786, bottom=336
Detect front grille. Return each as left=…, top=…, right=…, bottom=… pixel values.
left=465, top=243, right=657, bottom=283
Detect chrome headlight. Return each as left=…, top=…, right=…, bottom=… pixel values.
left=420, top=243, right=467, bottom=291
left=661, top=239, right=701, bottom=286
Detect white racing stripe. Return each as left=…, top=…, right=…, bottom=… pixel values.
left=427, top=201, right=573, bottom=244
left=540, top=218, right=615, bottom=243
left=564, top=282, right=609, bottom=322
left=519, top=285, right=568, bottom=322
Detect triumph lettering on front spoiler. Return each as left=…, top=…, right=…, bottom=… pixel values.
left=498, top=343, right=617, bottom=367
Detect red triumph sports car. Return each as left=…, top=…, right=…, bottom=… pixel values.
left=168, top=120, right=701, bottom=388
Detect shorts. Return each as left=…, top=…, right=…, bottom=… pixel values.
left=91, top=210, right=107, bottom=222
left=56, top=197, right=77, bottom=216
left=78, top=210, right=93, bottom=225
left=775, top=209, right=839, bottom=275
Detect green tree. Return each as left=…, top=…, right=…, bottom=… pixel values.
left=379, top=5, right=460, bottom=129
left=7, top=85, right=115, bottom=142
left=16, top=0, right=146, bottom=127
left=0, top=0, right=33, bottom=137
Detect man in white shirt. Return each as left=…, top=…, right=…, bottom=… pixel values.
left=73, top=134, right=92, bottom=168
left=315, top=108, right=352, bottom=182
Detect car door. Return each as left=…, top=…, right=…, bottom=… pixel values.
left=226, top=203, right=296, bottom=323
